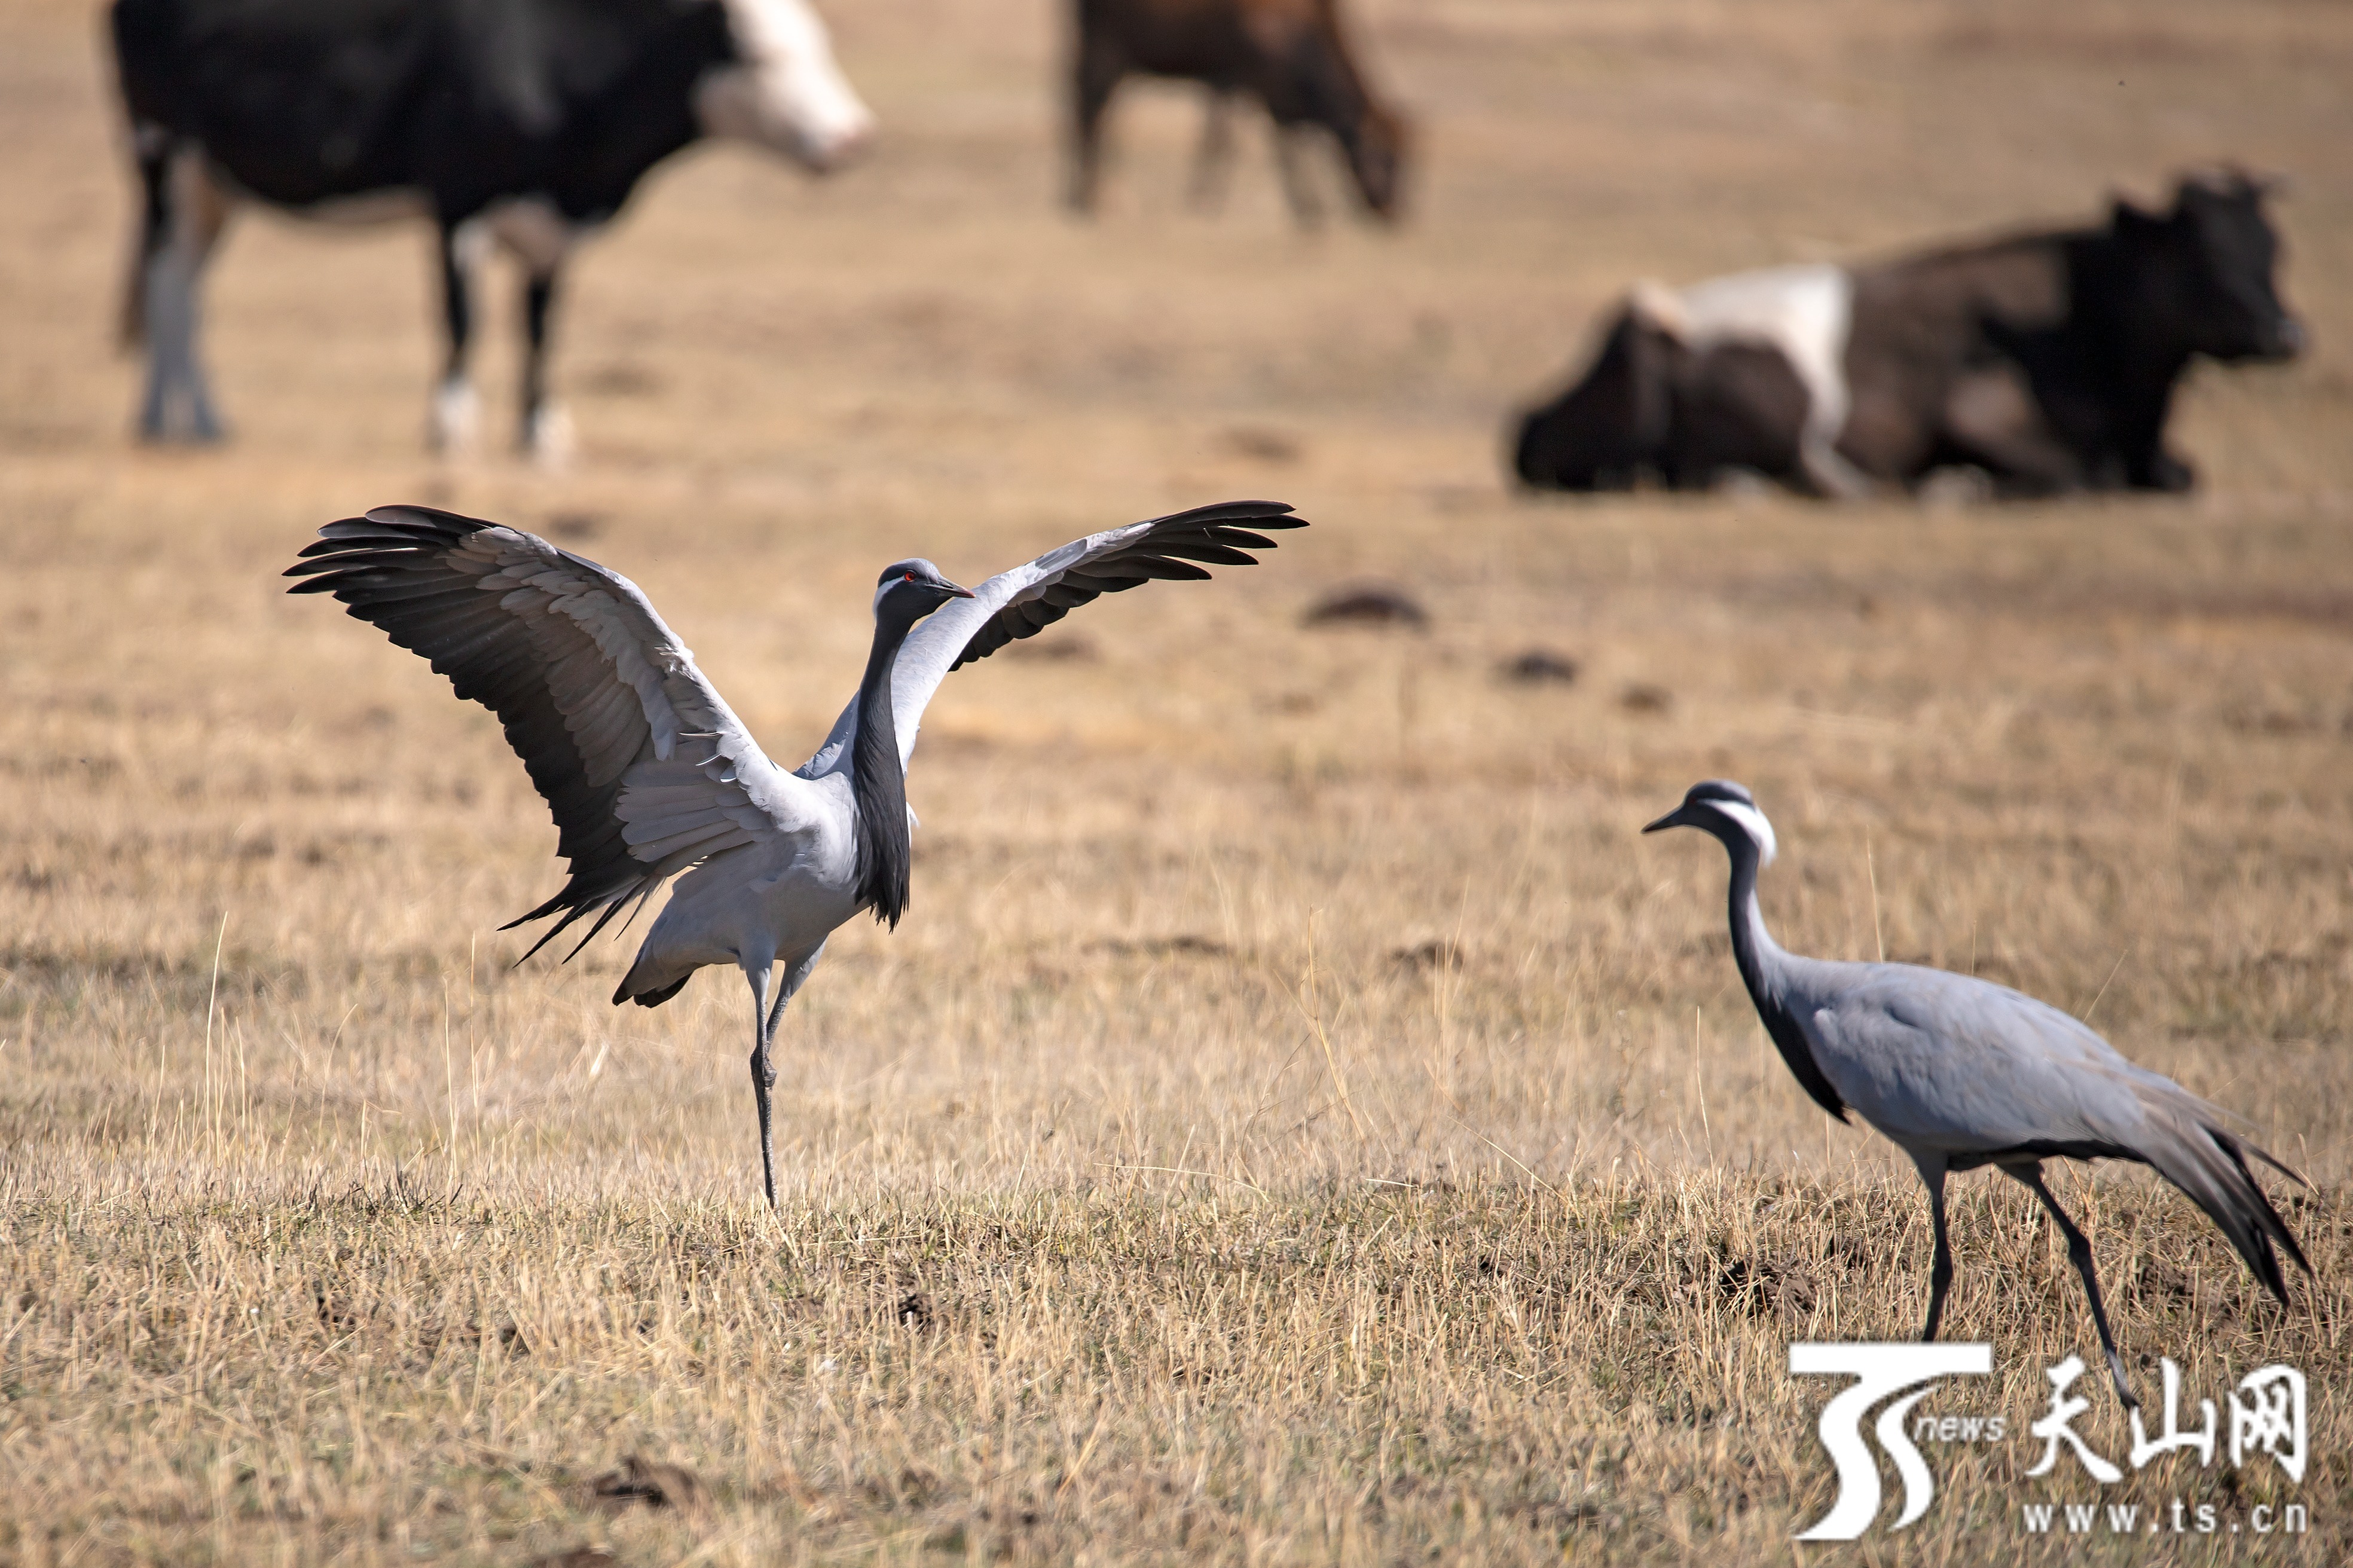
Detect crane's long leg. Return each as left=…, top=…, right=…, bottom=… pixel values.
left=746, top=943, right=827, bottom=1211
left=1912, top=1152, right=1954, bottom=1341
left=2006, top=1162, right=2138, bottom=1409
left=746, top=962, right=778, bottom=1209
left=766, top=942, right=827, bottom=1041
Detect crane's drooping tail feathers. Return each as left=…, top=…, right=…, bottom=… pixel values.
left=617, top=971, right=689, bottom=1008
left=2129, top=1084, right=2311, bottom=1303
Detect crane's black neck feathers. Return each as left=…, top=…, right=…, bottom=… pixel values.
left=851, top=614, right=914, bottom=927
left=848, top=563, right=971, bottom=929
left=1722, top=833, right=1851, bottom=1123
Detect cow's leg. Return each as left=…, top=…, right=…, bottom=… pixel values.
left=1269, top=120, right=1326, bottom=228
left=484, top=199, right=577, bottom=467
left=120, top=123, right=171, bottom=351
left=2121, top=421, right=2194, bottom=492
left=1189, top=89, right=1238, bottom=213
left=138, top=147, right=234, bottom=443
left=1938, top=368, right=2083, bottom=497
left=1798, top=435, right=1872, bottom=499
left=428, top=221, right=485, bottom=456
left=1067, top=36, right=1124, bottom=213
left=520, top=267, right=574, bottom=469
left=2133, top=448, right=2195, bottom=493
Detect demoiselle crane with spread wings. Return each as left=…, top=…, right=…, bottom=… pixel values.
left=288, top=500, right=1304, bottom=1205
left=1644, top=780, right=2310, bottom=1406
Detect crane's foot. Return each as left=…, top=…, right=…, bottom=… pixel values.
left=2104, top=1347, right=2140, bottom=1411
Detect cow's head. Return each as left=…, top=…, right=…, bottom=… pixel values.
left=1347, top=102, right=1413, bottom=222
left=696, top=0, right=876, bottom=172
left=2111, top=171, right=2304, bottom=364
left=1512, top=298, right=1680, bottom=491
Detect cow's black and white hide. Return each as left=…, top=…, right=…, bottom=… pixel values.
left=1512, top=268, right=1856, bottom=496
left=1512, top=172, right=2305, bottom=500
left=111, top=0, right=874, bottom=462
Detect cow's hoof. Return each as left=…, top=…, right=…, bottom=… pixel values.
left=429, top=377, right=482, bottom=457
left=525, top=404, right=576, bottom=472
left=135, top=424, right=229, bottom=448
left=2149, top=453, right=2196, bottom=493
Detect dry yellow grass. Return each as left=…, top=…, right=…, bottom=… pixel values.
left=3, top=0, right=2351, bottom=1561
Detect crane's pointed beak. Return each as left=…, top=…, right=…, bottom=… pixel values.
left=946, top=581, right=975, bottom=598
left=1642, top=805, right=1692, bottom=835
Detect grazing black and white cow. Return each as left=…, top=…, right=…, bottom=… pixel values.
left=111, top=0, right=874, bottom=462
left=1514, top=173, right=2305, bottom=498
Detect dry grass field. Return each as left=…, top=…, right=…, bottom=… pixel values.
left=4, top=0, right=2352, bottom=1561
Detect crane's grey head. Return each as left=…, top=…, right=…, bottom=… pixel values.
left=872, top=559, right=974, bottom=625
left=1643, top=779, right=1778, bottom=865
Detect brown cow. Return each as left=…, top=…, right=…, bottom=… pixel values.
left=1068, top=0, right=1410, bottom=224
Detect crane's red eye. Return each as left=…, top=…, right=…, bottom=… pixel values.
left=903, top=571, right=915, bottom=583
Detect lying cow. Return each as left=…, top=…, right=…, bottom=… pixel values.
left=1513, top=172, right=2304, bottom=497
left=111, top=0, right=874, bottom=462
left=1068, top=0, right=1410, bottom=224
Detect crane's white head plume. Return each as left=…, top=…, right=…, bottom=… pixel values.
left=1643, top=778, right=1778, bottom=864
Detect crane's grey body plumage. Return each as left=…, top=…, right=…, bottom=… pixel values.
left=1647, top=779, right=2309, bottom=1405
left=289, top=500, right=1303, bottom=1205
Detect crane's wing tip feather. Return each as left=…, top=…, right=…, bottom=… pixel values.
left=942, top=502, right=1304, bottom=675
left=1139, top=500, right=1306, bottom=531
left=2242, top=1139, right=2312, bottom=1190
left=357, top=503, right=496, bottom=531
left=559, top=899, right=631, bottom=964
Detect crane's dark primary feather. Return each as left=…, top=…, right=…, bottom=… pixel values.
left=951, top=500, right=1304, bottom=670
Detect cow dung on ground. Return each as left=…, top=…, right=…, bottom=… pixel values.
left=1220, top=426, right=1304, bottom=464
left=1393, top=938, right=1463, bottom=972
left=583, top=1456, right=707, bottom=1515
left=1303, top=585, right=1429, bottom=629
left=1500, top=649, right=1579, bottom=685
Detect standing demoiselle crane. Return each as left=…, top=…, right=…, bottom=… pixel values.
left=288, top=500, right=1304, bottom=1206
left=1643, top=780, right=2310, bottom=1405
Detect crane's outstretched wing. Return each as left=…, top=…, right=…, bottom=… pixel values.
left=287, top=506, right=812, bottom=959
left=1805, top=964, right=2311, bottom=1300
left=797, top=500, right=1305, bottom=778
